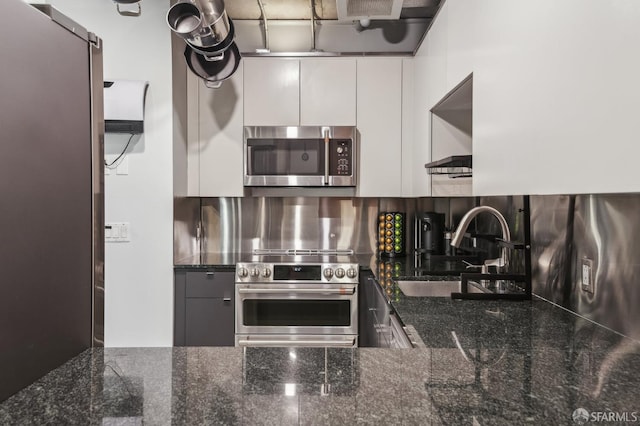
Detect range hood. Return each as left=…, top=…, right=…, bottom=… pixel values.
left=424, top=155, right=472, bottom=178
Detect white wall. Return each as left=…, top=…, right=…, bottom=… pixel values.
left=415, top=0, right=640, bottom=196
left=43, top=0, right=174, bottom=346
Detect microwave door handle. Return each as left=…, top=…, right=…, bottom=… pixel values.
left=324, top=131, right=330, bottom=185
left=246, top=145, right=253, bottom=175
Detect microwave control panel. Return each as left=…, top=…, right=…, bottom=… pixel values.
left=329, top=139, right=353, bottom=176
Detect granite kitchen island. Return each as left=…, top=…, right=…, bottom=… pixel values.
left=2, top=294, right=639, bottom=425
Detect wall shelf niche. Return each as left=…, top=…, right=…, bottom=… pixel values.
left=428, top=74, right=473, bottom=196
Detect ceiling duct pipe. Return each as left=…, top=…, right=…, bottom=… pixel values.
left=310, top=0, right=317, bottom=51
left=256, top=0, right=270, bottom=53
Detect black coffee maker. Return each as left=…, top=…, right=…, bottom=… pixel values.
left=414, top=212, right=446, bottom=257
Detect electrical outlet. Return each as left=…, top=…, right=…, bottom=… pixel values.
left=581, top=257, right=594, bottom=293
left=116, top=157, right=129, bottom=175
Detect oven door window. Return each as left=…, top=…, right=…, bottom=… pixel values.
left=247, top=139, right=324, bottom=176
left=243, top=299, right=351, bottom=327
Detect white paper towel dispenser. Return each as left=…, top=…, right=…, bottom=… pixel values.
left=103, top=79, right=149, bottom=133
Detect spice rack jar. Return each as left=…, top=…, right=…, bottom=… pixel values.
left=377, top=212, right=406, bottom=257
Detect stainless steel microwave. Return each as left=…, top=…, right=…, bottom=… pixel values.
left=244, top=126, right=357, bottom=187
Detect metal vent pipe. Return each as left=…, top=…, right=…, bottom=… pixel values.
left=256, top=0, right=270, bottom=52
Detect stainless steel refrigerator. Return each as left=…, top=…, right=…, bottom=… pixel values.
left=0, top=0, right=104, bottom=401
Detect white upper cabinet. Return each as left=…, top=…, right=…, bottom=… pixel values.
left=198, top=62, right=245, bottom=196
left=243, top=57, right=356, bottom=127
left=356, top=57, right=403, bottom=197
left=417, top=0, right=640, bottom=196
left=186, top=63, right=244, bottom=197
left=243, top=58, right=300, bottom=126
left=300, top=58, right=356, bottom=126
left=445, top=0, right=475, bottom=92
left=472, top=0, right=640, bottom=195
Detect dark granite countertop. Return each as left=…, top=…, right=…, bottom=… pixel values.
left=370, top=254, right=531, bottom=345
left=2, top=331, right=639, bottom=425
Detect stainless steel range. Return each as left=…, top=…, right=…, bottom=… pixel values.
left=235, top=250, right=359, bottom=348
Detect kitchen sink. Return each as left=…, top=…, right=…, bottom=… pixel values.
left=397, top=280, right=485, bottom=297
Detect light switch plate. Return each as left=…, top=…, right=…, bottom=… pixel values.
left=105, top=222, right=130, bottom=242
left=581, top=257, right=594, bottom=293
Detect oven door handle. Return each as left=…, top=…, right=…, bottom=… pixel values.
left=237, top=337, right=356, bottom=347
left=237, top=287, right=355, bottom=295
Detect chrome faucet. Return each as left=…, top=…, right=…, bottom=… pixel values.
left=451, top=206, right=511, bottom=272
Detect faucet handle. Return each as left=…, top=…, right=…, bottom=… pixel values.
left=462, top=260, right=482, bottom=269
left=463, top=260, right=489, bottom=275
left=483, top=258, right=506, bottom=271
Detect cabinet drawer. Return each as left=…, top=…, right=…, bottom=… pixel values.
left=185, top=298, right=235, bottom=346
left=185, top=271, right=234, bottom=298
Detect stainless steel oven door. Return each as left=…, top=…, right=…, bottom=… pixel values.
left=235, top=283, right=358, bottom=336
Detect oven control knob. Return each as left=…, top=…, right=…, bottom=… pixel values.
left=335, top=268, right=345, bottom=278
left=250, top=268, right=260, bottom=277
left=346, top=268, right=358, bottom=279
left=237, top=267, right=248, bottom=278
left=337, top=146, right=344, bottom=154
left=262, top=268, right=271, bottom=278
left=323, top=268, right=334, bottom=279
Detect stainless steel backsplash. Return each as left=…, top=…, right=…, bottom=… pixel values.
left=197, top=197, right=429, bottom=255
left=174, top=195, right=528, bottom=260
left=531, top=193, right=640, bottom=340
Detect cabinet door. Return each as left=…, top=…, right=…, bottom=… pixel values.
left=185, top=298, right=235, bottom=346
left=358, top=273, right=370, bottom=347
left=373, top=280, right=391, bottom=347
left=198, top=62, right=244, bottom=196
left=243, top=58, right=299, bottom=126
left=356, top=58, right=403, bottom=197
left=300, top=58, right=356, bottom=126
left=359, top=272, right=379, bottom=347
left=186, top=71, right=200, bottom=196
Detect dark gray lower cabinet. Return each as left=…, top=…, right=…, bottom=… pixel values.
left=175, top=269, right=235, bottom=346
left=359, top=270, right=391, bottom=347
